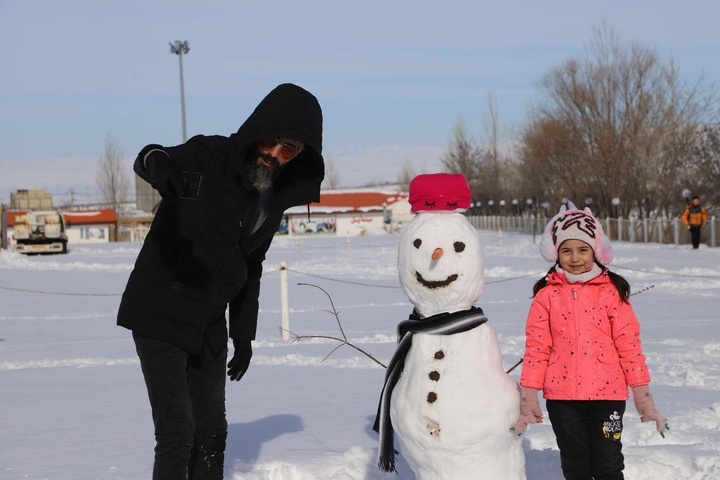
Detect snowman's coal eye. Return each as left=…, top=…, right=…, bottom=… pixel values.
left=454, top=242, right=465, bottom=253
left=413, top=239, right=422, bottom=249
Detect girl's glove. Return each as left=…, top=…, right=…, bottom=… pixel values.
left=511, top=387, right=543, bottom=434
left=632, top=385, right=668, bottom=434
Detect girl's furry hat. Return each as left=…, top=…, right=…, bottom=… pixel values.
left=539, top=201, right=613, bottom=264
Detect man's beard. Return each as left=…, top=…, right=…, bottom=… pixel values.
left=247, top=153, right=282, bottom=191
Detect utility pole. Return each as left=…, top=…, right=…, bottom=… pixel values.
left=1, top=203, right=7, bottom=250
left=169, top=40, right=190, bottom=142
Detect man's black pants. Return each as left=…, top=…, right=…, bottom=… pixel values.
left=546, top=400, right=626, bottom=480
left=689, top=226, right=702, bottom=249
left=134, top=334, right=228, bottom=480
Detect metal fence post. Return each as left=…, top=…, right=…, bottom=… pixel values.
left=606, top=217, right=611, bottom=240
left=712, top=217, right=717, bottom=248
left=280, top=260, right=290, bottom=340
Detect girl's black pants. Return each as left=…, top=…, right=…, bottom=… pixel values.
left=546, top=399, right=626, bottom=480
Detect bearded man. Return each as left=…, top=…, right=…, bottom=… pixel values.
left=117, top=83, right=324, bottom=480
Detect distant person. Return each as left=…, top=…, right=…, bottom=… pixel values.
left=681, top=195, right=707, bottom=249
left=514, top=202, right=668, bottom=480
left=117, top=83, right=324, bottom=480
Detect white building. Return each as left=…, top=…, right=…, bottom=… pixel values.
left=284, top=188, right=410, bottom=236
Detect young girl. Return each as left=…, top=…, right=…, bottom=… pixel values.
left=516, top=202, right=668, bottom=480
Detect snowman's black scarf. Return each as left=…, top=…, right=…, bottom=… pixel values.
left=372, top=306, right=488, bottom=473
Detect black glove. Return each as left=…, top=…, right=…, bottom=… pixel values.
left=227, top=339, right=253, bottom=381
left=144, top=150, right=185, bottom=199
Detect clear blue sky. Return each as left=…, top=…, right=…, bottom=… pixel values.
left=1, top=0, right=718, bottom=204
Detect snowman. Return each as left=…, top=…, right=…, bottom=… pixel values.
left=374, top=173, right=526, bottom=480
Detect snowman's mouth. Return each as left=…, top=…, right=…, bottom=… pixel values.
left=415, top=272, right=458, bottom=289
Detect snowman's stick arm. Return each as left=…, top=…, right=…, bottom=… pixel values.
left=286, top=330, right=388, bottom=368
left=285, top=283, right=389, bottom=369
left=298, top=282, right=349, bottom=341
left=506, top=358, right=523, bottom=374
left=339, top=341, right=388, bottom=368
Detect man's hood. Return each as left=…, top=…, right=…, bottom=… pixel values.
left=230, top=83, right=324, bottom=199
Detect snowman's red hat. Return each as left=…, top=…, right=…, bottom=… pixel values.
left=408, top=173, right=472, bottom=213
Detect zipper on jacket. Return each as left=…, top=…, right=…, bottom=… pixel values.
left=571, top=286, right=579, bottom=397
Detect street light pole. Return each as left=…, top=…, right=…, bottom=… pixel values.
left=169, top=40, right=190, bottom=142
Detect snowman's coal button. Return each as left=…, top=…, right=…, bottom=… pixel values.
left=428, top=370, right=440, bottom=381
left=434, top=350, right=445, bottom=360
left=427, top=392, right=437, bottom=403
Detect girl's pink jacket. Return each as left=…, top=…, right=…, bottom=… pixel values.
left=520, top=270, right=650, bottom=400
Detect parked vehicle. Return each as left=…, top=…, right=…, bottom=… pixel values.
left=276, top=216, right=289, bottom=235
left=298, top=220, right=332, bottom=233
left=13, top=210, right=68, bottom=254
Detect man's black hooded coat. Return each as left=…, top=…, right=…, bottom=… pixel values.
left=117, top=83, right=324, bottom=359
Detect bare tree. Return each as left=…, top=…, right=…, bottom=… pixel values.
left=96, top=134, right=130, bottom=215
left=519, top=21, right=717, bottom=218
left=439, top=95, right=525, bottom=213
left=442, top=120, right=483, bottom=199
left=684, top=124, right=720, bottom=214
left=322, top=155, right=341, bottom=190
left=476, top=93, right=511, bottom=207
left=397, top=157, right=416, bottom=191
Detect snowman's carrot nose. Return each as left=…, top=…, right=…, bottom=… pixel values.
left=431, top=248, right=444, bottom=260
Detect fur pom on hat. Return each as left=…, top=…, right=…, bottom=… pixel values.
left=408, top=173, right=471, bottom=213
left=539, top=202, right=613, bottom=264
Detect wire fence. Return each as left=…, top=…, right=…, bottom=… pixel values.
left=1, top=260, right=718, bottom=297
left=468, top=214, right=719, bottom=248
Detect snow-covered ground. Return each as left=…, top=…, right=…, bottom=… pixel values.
left=1, top=230, right=719, bottom=479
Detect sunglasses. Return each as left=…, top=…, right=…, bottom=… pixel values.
left=257, top=138, right=301, bottom=161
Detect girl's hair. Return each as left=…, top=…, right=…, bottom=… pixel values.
left=532, top=262, right=631, bottom=303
